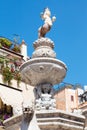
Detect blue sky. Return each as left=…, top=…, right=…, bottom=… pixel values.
left=0, top=0, right=87, bottom=87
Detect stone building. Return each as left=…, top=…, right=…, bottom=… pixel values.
left=0, top=37, right=34, bottom=127
left=54, top=85, right=84, bottom=112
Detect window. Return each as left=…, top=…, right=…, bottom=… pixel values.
left=71, top=95, right=74, bottom=102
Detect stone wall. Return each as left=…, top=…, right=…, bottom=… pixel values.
left=54, top=89, right=66, bottom=110
left=54, top=88, right=78, bottom=112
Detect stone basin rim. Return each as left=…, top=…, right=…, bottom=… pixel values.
left=20, top=57, right=67, bottom=71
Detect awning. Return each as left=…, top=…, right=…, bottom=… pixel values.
left=0, top=84, right=23, bottom=108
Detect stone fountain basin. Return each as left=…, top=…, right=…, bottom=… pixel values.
left=20, top=57, right=67, bottom=86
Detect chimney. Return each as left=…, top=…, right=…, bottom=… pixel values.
left=20, top=40, right=27, bottom=61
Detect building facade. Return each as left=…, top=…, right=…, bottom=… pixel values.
left=54, top=85, right=84, bottom=112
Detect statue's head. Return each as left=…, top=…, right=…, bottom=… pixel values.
left=22, top=101, right=34, bottom=122
left=44, top=8, right=51, bottom=17
left=22, top=101, right=34, bottom=114
left=41, top=8, right=51, bottom=20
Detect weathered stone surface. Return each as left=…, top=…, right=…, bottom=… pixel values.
left=20, top=58, right=67, bottom=86
left=34, top=83, right=56, bottom=110
left=36, top=110, right=85, bottom=130
left=3, top=110, right=85, bottom=130
left=3, top=114, right=22, bottom=130
left=33, top=38, right=54, bottom=49
left=32, top=38, right=56, bottom=58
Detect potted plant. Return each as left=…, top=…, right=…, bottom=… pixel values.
left=0, top=38, right=12, bottom=48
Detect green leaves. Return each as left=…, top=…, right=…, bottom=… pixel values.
left=14, top=71, right=21, bottom=87
left=2, top=67, right=13, bottom=85
left=0, top=38, right=12, bottom=48
left=12, top=44, right=21, bottom=53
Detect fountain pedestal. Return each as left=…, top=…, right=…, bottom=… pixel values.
left=19, top=36, right=67, bottom=129
left=34, top=83, right=56, bottom=110
left=20, top=38, right=67, bottom=86
left=20, top=37, right=67, bottom=112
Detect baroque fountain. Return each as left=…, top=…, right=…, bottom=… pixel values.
left=3, top=8, right=85, bottom=130
left=20, top=8, right=67, bottom=111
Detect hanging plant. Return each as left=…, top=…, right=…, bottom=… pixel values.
left=0, top=57, right=4, bottom=64
left=14, top=71, right=21, bottom=87
left=0, top=43, right=2, bottom=48
left=0, top=38, right=12, bottom=48
left=2, top=66, right=13, bottom=85
left=0, top=57, right=9, bottom=64
left=12, top=44, right=21, bottom=53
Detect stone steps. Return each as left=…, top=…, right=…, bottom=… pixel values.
left=36, top=110, right=85, bottom=130
left=37, top=117, right=84, bottom=126
left=3, top=110, right=85, bottom=130
left=38, top=122, right=84, bottom=130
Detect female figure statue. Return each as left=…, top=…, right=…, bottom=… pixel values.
left=38, top=8, right=56, bottom=38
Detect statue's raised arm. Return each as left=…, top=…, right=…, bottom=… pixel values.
left=38, top=8, right=56, bottom=38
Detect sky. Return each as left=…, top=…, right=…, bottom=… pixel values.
left=0, top=0, right=87, bottom=88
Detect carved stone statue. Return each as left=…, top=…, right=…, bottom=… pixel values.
left=38, top=8, right=56, bottom=38
left=21, top=101, right=40, bottom=130
left=34, top=83, right=56, bottom=110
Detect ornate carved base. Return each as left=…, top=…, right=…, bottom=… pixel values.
left=34, top=83, right=56, bottom=110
